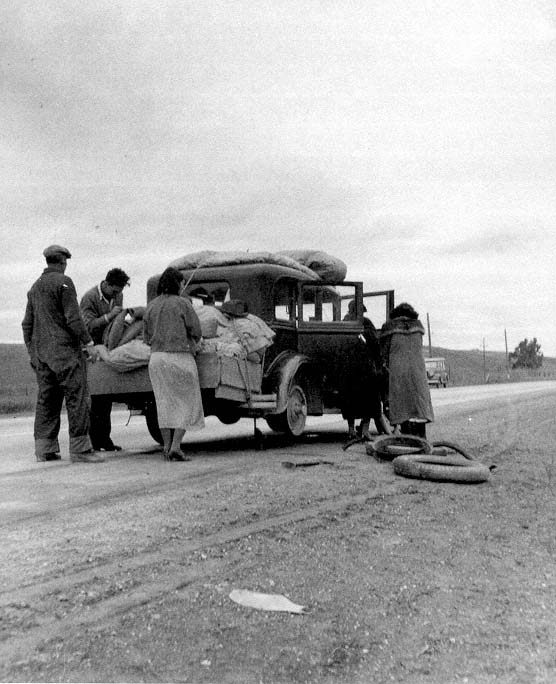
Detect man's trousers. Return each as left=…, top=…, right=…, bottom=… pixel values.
left=33, top=356, right=92, bottom=457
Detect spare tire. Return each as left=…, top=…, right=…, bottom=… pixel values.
left=366, top=435, right=432, bottom=461
left=392, top=454, right=491, bottom=483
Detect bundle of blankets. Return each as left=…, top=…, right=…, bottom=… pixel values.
left=94, top=307, right=151, bottom=372
left=94, top=303, right=275, bottom=372
left=195, top=305, right=275, bottom=361
left=168, top=249, right=348, bottom=282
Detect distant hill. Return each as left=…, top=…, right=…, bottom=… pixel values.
left=1, top=343, right=555, bottom=415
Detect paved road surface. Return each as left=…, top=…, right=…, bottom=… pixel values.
left=3, top=380, right=556, bottom=474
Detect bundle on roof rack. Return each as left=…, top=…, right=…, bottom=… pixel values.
left=276, top=250, right=347, bottom=281
left=168, top=249, right=346, bottom=281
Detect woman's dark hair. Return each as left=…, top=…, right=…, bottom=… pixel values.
left=105, top=268, right=130, bottom=288
left=390, top=302, right=418, bottom=320
left=157, top=267, right=184, bottom=296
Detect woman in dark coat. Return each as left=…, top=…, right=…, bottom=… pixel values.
left=341, top=302, right=389, bottom=440
left=380, top=302, right=434, bottom=438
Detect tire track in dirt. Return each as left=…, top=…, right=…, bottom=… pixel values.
left=0, top=451, right=302, bottom=529
left=0, top=482, right=410, bottom=666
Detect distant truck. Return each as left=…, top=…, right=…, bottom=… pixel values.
left=424, top=357, right=449, bottom=388
left=87, top=253, right=394, bottom=444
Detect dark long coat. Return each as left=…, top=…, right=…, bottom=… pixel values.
left=380, top=316, right=434, bottom=425
left=340, top=317, right=384, bottom=421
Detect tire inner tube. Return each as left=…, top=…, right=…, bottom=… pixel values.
left=366, top=435, right=432, bottom=461
left=431, top=440, right=473, bottom=460
left=392, top=453, right=490, bottom=483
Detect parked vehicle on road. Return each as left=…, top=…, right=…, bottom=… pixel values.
left=88, top=256, right=394, bottom=443
left=425, top=357, right=449, bottom=387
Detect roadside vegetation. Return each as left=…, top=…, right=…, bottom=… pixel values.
left=1, top=343, right=555, bottom=416
left=0, top=344, right=36, bottom=414
left=509, top=337, right=543, bottom=369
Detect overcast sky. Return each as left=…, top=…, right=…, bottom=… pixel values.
left=2, top=0, right=555, bottom=355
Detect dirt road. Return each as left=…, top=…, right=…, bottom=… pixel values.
left=1, top=381, right=556, bottom=683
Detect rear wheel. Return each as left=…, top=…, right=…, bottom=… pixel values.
left=215, top=402, right=242, bottom=425
left=265, top=414, right=283, bottom=433
left=265, top=384, right=307, bottom=437
left=144, top=402, right=163, bottom=445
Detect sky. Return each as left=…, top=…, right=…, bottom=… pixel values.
left=2, top=0, right=555, bottom=355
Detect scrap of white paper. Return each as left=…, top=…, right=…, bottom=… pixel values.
left=229, top=589, right=306, bottom=614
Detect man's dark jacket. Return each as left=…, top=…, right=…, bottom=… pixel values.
left=22, top=268, right=92, bottom=372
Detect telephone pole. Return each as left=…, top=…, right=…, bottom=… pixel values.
left=426, top=313, right=432, bottom=357
left=504, top=329, right=509, bottom=377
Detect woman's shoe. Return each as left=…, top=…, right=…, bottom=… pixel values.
left=167, top=450, right=191, bottom=462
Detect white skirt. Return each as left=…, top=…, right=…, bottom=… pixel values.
left=148, top=351, right=205, bottom=430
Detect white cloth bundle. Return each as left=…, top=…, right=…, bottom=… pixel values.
left=95, top=340, right=151, bottom=372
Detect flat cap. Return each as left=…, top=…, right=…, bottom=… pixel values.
left=43, top=244, right=72, bottom=259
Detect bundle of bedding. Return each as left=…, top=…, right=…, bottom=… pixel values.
left=96, top=305, right=275, bottom=372
left=95, top=339, right=151, bottom=372
left=276, top=249, right=347, bottom=281
left=103, top=306, right=146, bottom=350
left=168, top=250, right=327, bottom=280
left=196, top=306, right=275, bottom=360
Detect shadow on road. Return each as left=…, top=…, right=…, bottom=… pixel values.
left=123, top=426, right=362, bottom=458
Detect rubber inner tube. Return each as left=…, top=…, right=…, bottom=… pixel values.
left=366, top=435, right=432, bottom=461
left=431, top=440, right=473, bottom=460
left=392, top=453, right=490, bottom=483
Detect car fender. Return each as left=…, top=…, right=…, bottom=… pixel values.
left=264, top=351, right=317, bottom=414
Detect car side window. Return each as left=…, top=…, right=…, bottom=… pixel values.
left=273, top=279, right=297, bottom=322
left=300, top=284, right=359, bottom=323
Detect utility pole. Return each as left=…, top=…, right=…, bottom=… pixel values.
left=504, top=329, right=509, bottom=378
left=483, top=337, right=487, bottom=383
left=426, top=313, right=432, bottom=357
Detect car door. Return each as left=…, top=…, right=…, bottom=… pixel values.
left=297, top=281, right=364, bottom=408
left=362, top=289, right=395, bottom=333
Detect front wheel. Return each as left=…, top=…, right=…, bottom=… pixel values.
left=265, top=384, right=307, bottom=437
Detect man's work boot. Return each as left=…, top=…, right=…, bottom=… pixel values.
left=95, top=442, right=122, bottom=452
left=36, top=453, right=61, bottom=462
left=70, top=450, right=105, bottom=463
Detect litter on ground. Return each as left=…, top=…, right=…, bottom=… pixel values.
left=229, top=589, right=306, bottom=613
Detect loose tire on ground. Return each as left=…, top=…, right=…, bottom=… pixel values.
left=392, top=453, right=491, bottom=483
left=366, top=435, right=432, bottom=460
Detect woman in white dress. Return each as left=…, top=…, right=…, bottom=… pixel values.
left=143, top=267, right=204, bottom=461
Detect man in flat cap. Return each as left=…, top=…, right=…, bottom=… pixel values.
left=22, top=245, right=104, bottom=463
left=80, top=267, right=130, bottom=451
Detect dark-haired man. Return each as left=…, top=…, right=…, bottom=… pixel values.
left=80, top=268, right=130, bottom=451
left=22, top=245, right=103, bottom=463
